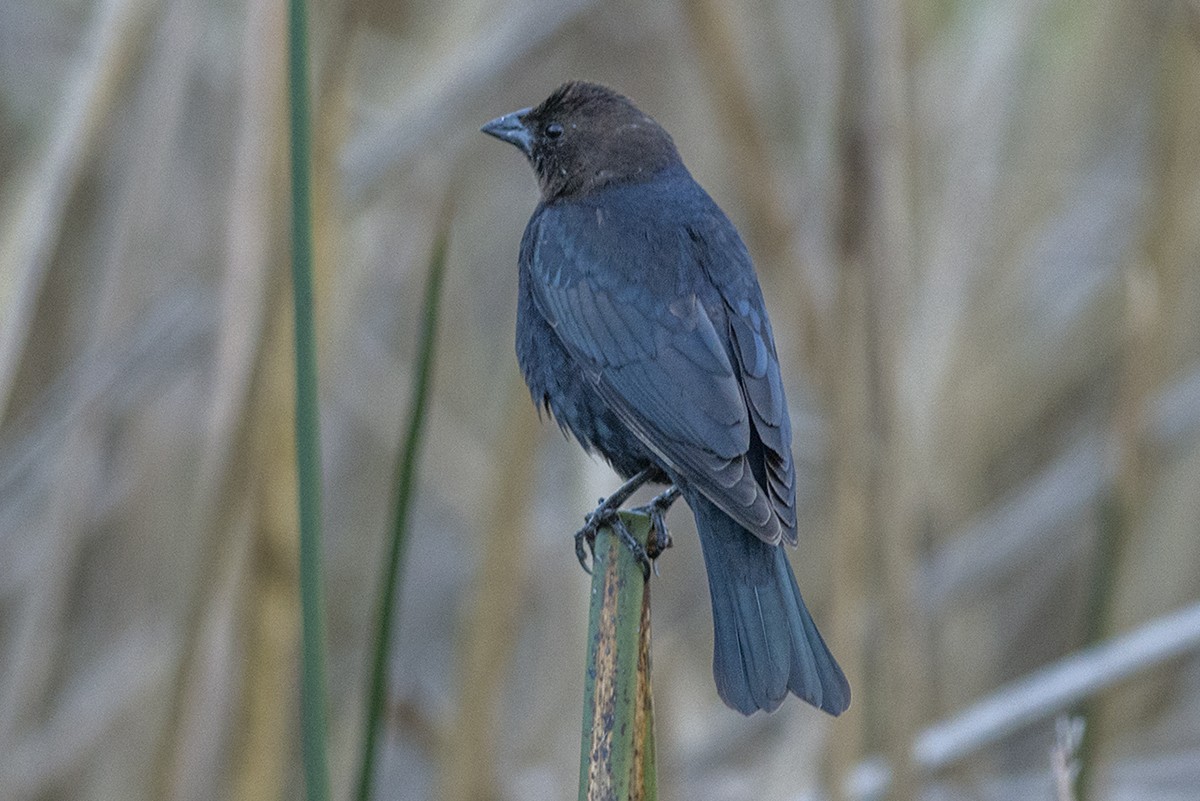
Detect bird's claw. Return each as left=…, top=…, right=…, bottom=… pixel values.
left=633, top=486, right=679, bottom=562
left=574, top=506, right=653, bottom=579
left=574, top=501, right=615, bottom=574
left=573, top=483, right=680, bottom=579
left=574, top=525, right=596, bottom=574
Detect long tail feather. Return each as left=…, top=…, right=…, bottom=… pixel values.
left=690, top=492, right=850, bottom=715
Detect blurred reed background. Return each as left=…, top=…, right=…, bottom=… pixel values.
left=2, top=0, right=1199, bottom=800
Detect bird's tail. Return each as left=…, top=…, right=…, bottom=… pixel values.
left=689, top=491, right=850, bottom=715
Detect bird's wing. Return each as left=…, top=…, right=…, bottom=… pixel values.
left=693, top=218, right=798, bottom=543
left=524, top=196, right=793, bottom=544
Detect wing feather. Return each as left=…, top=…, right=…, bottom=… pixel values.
left=525, top=185, right=794, bottom=544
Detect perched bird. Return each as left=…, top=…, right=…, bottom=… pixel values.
left=482, top=81, right=849, bottom=716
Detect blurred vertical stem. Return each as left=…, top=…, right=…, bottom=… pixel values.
left=831, top=1, right=923, bottom=799
left=355, top=223, right=450, bottom=801
left=1075, top=488, right=1128, bottom=799
left=287, top=0, right=330, bottom=798
left=579, top=513, right=658, bottom=801
left=1076, top=271, right=1154, bottom=801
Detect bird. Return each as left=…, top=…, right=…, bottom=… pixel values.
left=481, top=80, right=849, bottom=716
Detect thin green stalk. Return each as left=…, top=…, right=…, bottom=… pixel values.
left=579, top=513, right=658, bottom=801
left=354, top=225, right=450, bottom=801
left=1075, top=487, right=1129, bottom=801
left=287, top=0, right=329, bottom=799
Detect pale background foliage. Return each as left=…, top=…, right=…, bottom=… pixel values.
left=1, top=0, right=1198, bottom=800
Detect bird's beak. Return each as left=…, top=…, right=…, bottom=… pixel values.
left=481, top=107, right=534, bottom=156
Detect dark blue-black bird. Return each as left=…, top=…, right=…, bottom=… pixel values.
left=482, top=81, right=849, bottom=716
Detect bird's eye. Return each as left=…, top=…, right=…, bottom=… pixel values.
left=545, top=122, right=564, bottom=139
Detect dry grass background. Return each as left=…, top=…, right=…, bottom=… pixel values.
left=2, top=0, right=1199, bottom=800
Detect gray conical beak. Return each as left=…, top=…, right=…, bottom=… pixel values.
left=481, top=107, right=534, bottom=156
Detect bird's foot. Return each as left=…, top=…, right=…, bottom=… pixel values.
left=573, top=468, right=657, bottom=575
left=575, top=506, right=653, bottom=580
left=630, top=485, right=680, bottom=563
left=573, top=480, right=679, bottom=579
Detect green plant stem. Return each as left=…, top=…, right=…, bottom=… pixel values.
left=579, top=512, right=658, bottom=801
left=354, top=226, right=449, bottom=801
left=287, top=0, right=330, bottom=799
left=1076, top=487, right=1130, bottom=801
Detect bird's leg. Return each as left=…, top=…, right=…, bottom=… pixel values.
left=630, top=485, right=680, bottom=562
left=574, top=467, right=657, bottom=575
